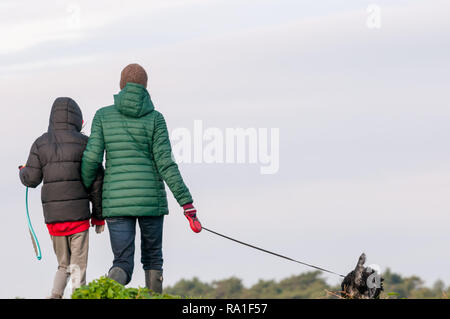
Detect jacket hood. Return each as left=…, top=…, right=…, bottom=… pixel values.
left=114, top=82, right=154, bottom=118
left=48, top=97, right=83, bottom=132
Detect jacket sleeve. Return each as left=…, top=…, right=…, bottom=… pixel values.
left=152, top=112, right=193, bottom=206
left=19, top=141, right=43, bottom=188
left=88, top=165, right=104, bottom=220
left=82, top=111, right=105, bottom=189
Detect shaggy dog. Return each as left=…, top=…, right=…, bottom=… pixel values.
left=341, top=253, right=384, bottom=299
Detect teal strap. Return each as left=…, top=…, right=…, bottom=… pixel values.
left=25, top=187, right=42, bottom=260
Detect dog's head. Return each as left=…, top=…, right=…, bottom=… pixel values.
left=341, top=253, right=384, bottom=299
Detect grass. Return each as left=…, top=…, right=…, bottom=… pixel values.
left=71, top=276, right=181, bottom=299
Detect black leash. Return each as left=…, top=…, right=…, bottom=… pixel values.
left=202, top=226, right=345, bottom=278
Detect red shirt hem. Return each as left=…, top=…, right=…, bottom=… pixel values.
left=47, top=220, right=90, bottom=236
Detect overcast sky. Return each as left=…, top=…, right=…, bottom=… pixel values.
left=1, top=0, right=449, bottom=298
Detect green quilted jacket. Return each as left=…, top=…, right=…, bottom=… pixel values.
left=81, top=83, right=193, bottom=217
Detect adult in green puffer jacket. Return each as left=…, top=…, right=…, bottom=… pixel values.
left=81, top=64, right=202, bottom=293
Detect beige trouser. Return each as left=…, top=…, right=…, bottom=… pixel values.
left=50, top=230, right=89, bottom=298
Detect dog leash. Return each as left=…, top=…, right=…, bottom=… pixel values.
left=25, top=187, right=42, bottom=260
left=202, top=226, right=345, bottom=278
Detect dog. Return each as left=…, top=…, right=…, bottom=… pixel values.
left=341, top=253, right=384, bottom=299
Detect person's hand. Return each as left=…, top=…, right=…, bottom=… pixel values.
left=95, top=224, right=105, bottom=234
left=91, top=218, right=105, bottom=234
left=18, top=164, right=25, bottom=170
left=183, top=203, right=202, bottom=233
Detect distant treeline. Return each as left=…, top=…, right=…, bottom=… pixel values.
left=164, top=269, right=449, bottom=299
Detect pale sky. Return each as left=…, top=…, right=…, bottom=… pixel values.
left=1, top=0, right=449, bottom=298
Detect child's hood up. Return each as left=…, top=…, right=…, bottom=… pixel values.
left=48, top=97, right=83, bottom=132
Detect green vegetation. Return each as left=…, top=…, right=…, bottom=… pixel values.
left=72, top=276, right=180, bottom=299
left=72, top=269, right=450, bottom=299
left=381, top=269, right=448, bottom=299
left=164, top=269, right=450, bottom=299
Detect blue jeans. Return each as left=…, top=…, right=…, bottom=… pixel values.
left=106, top=216, right=164, bottom=284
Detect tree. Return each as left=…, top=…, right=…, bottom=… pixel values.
left=164, top=277, right=213, bottom=298
left=211, top=277, right=244, bottom=298
left=164, top=269, right=449, bottom=299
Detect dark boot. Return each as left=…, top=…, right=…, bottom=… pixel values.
left=145, top=270, right=163, bottom=294
left=108, top=267, right=128, bottom=285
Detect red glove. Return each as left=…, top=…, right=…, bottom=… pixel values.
left=183, top=203, right=202, bottom=233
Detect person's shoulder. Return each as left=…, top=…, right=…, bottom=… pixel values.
left=34, top=132, right=49, bottom=147
left=75, top=132, right=89, bottom=143
left=136, top=109, right=162, bottom=124
left=151, top=110, right=165, bottom=120
left=95, top=105, right=116, bottom=117
left=36, top=132, right=48, bottom=141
